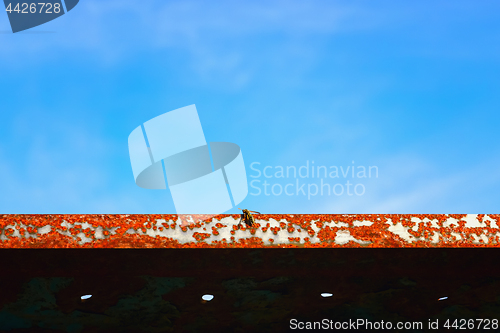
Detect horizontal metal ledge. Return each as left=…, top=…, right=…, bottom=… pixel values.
left=1, top=214, right=499, bottom=248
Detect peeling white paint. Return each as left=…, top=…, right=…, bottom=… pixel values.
left=352, top=220, right=373, bottom=227
left=430, top=231, right=440, bottom=244
left=1, top=214, right=500, bottom=246
left=334, top=230, right=371, bottom=245
left=442, top=217, right=460, bottom=228
left=38, top=225, right=51, bottom=234
left=94, top=226, right=105, bottom=240
left=385, top=219, right=418, bottom=243
left=484, top=215, right=499, bottom=228
left=327, top=220, right=349, bottom=228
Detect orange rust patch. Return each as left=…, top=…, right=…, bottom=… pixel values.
left=0, top=214, right=499, bottom=248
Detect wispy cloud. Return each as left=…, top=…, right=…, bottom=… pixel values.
left=0, top=110, right=172, bottom=213
left=0, top=1, right=374, bottom=65
left=314, top=152, right=500, bottom=213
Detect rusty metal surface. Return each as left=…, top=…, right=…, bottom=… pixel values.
left=1, top=214, right=499, bottom=248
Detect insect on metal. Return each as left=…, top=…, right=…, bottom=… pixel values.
left=237, top=208, right=261, bottom=228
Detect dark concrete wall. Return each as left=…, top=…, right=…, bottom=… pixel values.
left=0, top=249, right=499, bottom=332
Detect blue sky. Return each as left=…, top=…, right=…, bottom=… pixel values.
left=0, top=0, right=499, bottom=214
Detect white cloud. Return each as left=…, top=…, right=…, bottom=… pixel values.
left=314, top=152, right=500, bottom=213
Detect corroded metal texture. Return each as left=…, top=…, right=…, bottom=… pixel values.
left=1, top=214, right=499, bottom=248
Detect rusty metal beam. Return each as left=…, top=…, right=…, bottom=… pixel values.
left=1, top=214, right=499, bottom=248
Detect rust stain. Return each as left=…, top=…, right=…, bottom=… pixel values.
left=0, top=214, right=499, bottom=248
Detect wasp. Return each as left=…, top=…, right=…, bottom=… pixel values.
left=237, top=208, right=260, bottom=228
